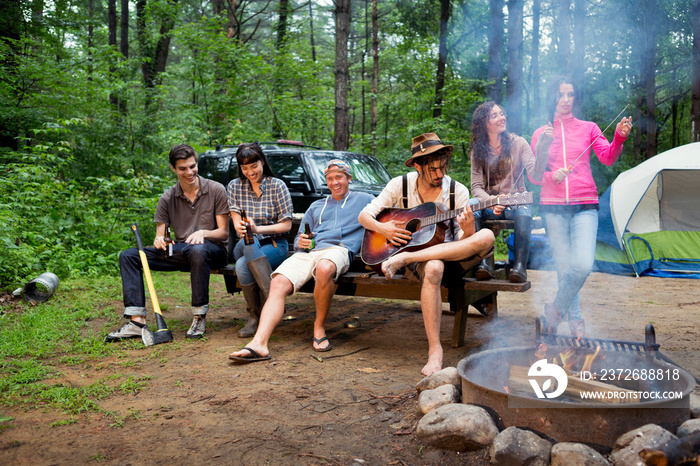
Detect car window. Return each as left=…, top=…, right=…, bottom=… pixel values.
left=268, top=154, right=306, bottom=180
left=306, top=153, right=391, bottom=190
left=199, top=155, right=232, bottom=185
left=267, top=154, right=310, bottom=193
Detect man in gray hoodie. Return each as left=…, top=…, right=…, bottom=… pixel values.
left=229, top=160, right=374, bottom=362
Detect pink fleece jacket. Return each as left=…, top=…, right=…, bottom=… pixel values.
left=529, top=114, right=627, bottom=205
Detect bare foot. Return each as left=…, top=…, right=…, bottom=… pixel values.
left=229, top=344, right=269, bottom=359
left=381, top=252, right=408, bottom=280
left=421, top=353, right=443, bottom=376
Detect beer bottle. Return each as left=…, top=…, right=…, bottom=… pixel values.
left=163, top=225, right=174, bottom=259
left=240, top=209, right=254, bottom=245
left=303, top=223, right=315, bottom=251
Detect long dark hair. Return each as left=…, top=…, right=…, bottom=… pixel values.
left=545, top=76, right=581, bottom=123
left=470, top=101, right=512, bottom=165
left=236, top=143, right=275, bottom=180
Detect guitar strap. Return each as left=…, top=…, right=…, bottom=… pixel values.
left=401, top=174, right=455, bottom=237
left=401, top=174, right=408, bottom=208
left=449, top=179, right=455, bottom=239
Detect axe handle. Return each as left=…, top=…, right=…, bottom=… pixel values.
left=131, top=223, right=163, bottom=317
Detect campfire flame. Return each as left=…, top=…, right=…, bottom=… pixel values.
left=533, top=342, right=603, bottom=375
left=558, top=348, right=577, bottom=371
left=581, top=346, right=602, bottom=373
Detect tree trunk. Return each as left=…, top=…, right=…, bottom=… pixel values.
left=137, top=0, right=178, bottom=113
left=309, top=0, right=317, bottom=62
left=572, top=0, right=584, bottom=98
left=692, top=0, right=700, bottom=142
left=272, top=0, right=291, bottom=138
left=506, top=0, right=523, bottom=134
left=370, top=0, right=379, bottom=155
left=108, top=0, right=119, bottom=108
left=362, top=0, right=368, bottom=141
left=433, top=0, right=450, bottom=118
left=333, top=0, right=351, bottom=151
left=0, top=0, right=23, bottom=149
left=530, top=0, right=541, bottom=123
left=641, top=0, right=657, bottom=158
left=671, top=95, right=679, bottom=147
left=276, top=0, right=289, bottom=49
left=30, top=0, right=44, bottom=42
left=153, top=5, right=177, bottom=80
left=226, top=0, right=239, bottom=40
left=119, top=0, right=129, bottom=113
left=136, top=0, right=150, bottom=99
left=120, top=0, right=129, bottom=59
left=488, top=0, right=504, bottom=103
left=557, top=0, right=571, bottom=75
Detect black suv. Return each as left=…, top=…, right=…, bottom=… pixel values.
left=198, top=141, right=392, bottom=213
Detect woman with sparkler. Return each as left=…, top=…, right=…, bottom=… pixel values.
left=529, top=76, right=633, bottom=337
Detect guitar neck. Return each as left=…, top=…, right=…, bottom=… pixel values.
left=422, top=197, right=519, bottom=227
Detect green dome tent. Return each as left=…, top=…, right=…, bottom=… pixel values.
left=594, top=142, right=700, bottom=277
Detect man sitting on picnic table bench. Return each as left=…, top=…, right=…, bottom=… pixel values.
left=228, top=160, right=374, bottom=362
left=106, top=144, right=229, bottom=342
left=358, top=133, right=495, bottom=376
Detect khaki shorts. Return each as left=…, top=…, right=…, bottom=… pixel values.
left=404, top=246, right=495, bottom=284
left=272, top=246, right=351, bottom=293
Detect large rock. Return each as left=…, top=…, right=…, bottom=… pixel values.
left=415, top=403, right=498, bottom=451
left=551, top=442, right=610, bottom=466
left=691, top=393, right=700, bottom=419
left=416, top=367, right=461, bottom=393
left=418, top=384, right=460, bottom=414
left=611, top=424, right=677, bottom=466
left=677, top=418, right=700, bottom=437
left=489, top=427, right=552, bottom=466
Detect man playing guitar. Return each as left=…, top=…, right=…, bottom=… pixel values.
left=358, top=133, right=495, bottom=377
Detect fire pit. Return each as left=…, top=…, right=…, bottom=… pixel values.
left=457, top=322, right=696, bottom=447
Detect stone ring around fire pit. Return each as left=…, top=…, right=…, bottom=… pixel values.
left=458, top=343, right=696, bottom=448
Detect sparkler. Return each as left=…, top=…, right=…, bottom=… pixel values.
left=555, top=104, right=630, bottom=184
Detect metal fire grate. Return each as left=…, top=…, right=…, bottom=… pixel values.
left=535, top=317, right=661, bottom=353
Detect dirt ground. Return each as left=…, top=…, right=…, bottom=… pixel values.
left=1, top=269, right=698, bottom=465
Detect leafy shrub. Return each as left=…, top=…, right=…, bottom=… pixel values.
left=0, top=120, right=171, bottom=290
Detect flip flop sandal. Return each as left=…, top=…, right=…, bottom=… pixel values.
left=228, top=347, right=271, bottom=363
left=313, top=336, right=333, bottom=352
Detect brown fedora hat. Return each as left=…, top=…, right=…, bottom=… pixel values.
left=405, top=133, right=454, bottom=167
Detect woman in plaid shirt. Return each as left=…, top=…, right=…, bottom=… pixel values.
left=227, top=143, right=293, bottom=338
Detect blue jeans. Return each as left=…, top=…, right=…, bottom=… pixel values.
left=120, top=241, right=227, bottom=317
left=542, top=208, right=598, bottom=322
left=473, top=206, right=532, bottom=222
left=233, top=237, right=289, bottom=286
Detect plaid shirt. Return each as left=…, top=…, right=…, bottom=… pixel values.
left=227, top=176, right=293, bottom=240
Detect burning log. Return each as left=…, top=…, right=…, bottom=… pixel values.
left=639, top=431, right=700, bottom=466
left=508, top=365, right=642, bottom=404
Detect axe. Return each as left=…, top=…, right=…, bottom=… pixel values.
left=131, top=223, right=174, bottom=346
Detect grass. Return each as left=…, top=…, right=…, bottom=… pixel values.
left=0, top=273, right=195, bottom=426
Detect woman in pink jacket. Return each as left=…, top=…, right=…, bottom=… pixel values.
left=530, top=76, right=632, bottom=337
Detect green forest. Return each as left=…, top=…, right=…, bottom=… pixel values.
left=1, top=0, right=698, bottom=288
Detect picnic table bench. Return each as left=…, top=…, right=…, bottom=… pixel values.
left=213, top=217, right=534, bottom=348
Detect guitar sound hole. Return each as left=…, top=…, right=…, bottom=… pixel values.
left=405, top=219, right=420, bottom=233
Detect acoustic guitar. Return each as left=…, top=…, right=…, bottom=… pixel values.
left=360, top=192, right=533, bottom=270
